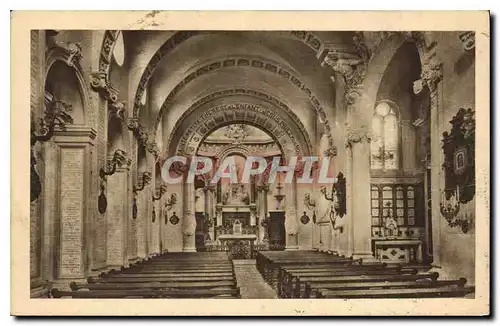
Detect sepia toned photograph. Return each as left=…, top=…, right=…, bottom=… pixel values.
left=11, top=11, right=490, bottom=316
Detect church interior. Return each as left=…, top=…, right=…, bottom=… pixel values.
left=30, top=30, right=476, bottom=299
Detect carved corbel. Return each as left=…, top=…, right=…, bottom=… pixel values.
left=152, top=185, right=167, bottom=201
left=62, top=42, right=83, bottom=67
left=320, top=34, right=369, bottom=108
left=133, top=172, right=152, bottom=193
left=49, top=41, right=83, bottom=67
left=108, top=100, right=126, bottom=121
left=90, top=72, right=118, bottom=102
left=146, top=140, right=160, bottom=158
left=127, top=117, right=149, bottom=147
left=421, top=59, right=443, bottom=92
left=459, top=31, right=475, bottom=54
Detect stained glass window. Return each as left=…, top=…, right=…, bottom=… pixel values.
left=371, top=102, right=399, bottom=170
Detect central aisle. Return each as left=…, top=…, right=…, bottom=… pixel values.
left=232, top=260, right=278, bottom=299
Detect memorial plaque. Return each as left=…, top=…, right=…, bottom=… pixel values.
left=59, top=148, right=84, bottom=278
left=107, top=172, right=125, bottom=266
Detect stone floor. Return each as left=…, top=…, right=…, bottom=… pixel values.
left=232, top=259, right=278, bottom=299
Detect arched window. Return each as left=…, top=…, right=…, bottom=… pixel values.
left=371, top=101, right=399, bottom=170
left=112, top=32, right=125, bottom=67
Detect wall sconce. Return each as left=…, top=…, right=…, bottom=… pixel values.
left=31, top=93, right=74, bottom=202
left=164, top=193, right=177, bottom=210
left=131, top=172, right=152, bottom=220
left=303, top=193, right=317, bottom=224
left=100, top=149, right=129, bottom=180
left=152, top=185, right=167, bottom=201
left=320, top=172, right=347, bottom=218
left=133, top=172, right=152, bottom=193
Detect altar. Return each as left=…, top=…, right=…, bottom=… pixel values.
left=217, top=221, right=257, bottom=259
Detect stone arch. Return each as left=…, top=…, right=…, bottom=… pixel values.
left=97, top=30, right=122, bottom=76
left=161, top=88, right=314, bottom=155
left=153, top=56, right=333, bottom=146
left=132, top=30, right=326, bottom=111
left=215, top=145, right=254, bottom=161
left=355, top=33, right=430, bottom=127
left=167, top=103, right=313, bottom=161
left=45, top=45, right=90, bottom=125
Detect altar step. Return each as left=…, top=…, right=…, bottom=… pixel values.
left=233, top=260, right=278, bottom=299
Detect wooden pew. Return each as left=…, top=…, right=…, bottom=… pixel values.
left=51, top=287, right=240, bottom=298
left=316, top=285, right=475, bottom=298
left=302, top=272, right=441, bottom=298
left=304, top=278, right=467, bottom=298
left=281, top=267, right=419, bottom=298
left=103, top=271, right=235, bottom=278
left=71, top=280, right=237, bottom=291
left=89, top=275, right=235, bottom=283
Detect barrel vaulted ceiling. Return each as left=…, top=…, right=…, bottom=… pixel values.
left=122, top=31, right=359, bottom=155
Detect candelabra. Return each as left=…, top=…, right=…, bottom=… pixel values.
left=439, top=187, right=469, bottom=233
left=133, top=172, right=152, bottom=193
left=274, top=183, right=285, bottom=210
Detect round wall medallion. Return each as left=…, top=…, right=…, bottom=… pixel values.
left=169, top=212, right=179, bottom=225
left=98, top=191, right=107, bottom=214
left=300, top=212, right=310, bottom=225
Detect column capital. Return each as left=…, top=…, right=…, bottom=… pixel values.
left=324, top=146, right=338, bottom=157
left=421, top=59, right=443, bottom=92
left=345, top=125, right=373, bottom=147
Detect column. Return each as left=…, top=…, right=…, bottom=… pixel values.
left=182, top=183, right=197, bottom=252
left=285, top=180, right=299, bottom=250
left=106, top=162, right=131, bottom=269
left=51, top=126, right=97, bottom=286
left=347, top=128, right=376, bottom=261
left=422, top=60, right=443, bottom=267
